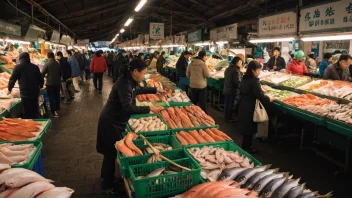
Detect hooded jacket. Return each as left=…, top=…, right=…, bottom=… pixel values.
left=323, top=62, right=350, bottom=81
left=59, top=57, right=72, bottom=81
left=90, top=55, right=107, bottom=73
left=8, top=53, right=44, bottom=98
left=186, top=57, right=211, bottom=89
left=42, top=58, right=61, bottom=85
left=319, top=59, right=329, bottom=77
left=68, top=55, right=81, bottom=77
left=286, top=60, right=308, bottom=75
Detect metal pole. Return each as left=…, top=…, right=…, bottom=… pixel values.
left=31, top=5, right=34, bottom=24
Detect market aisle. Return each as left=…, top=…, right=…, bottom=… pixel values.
left=42, top=76, right=121, bottom=198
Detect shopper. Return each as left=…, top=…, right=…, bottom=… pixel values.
left=286, top=50, right=308, bottom=75
left=42, top=52, right=61, bottom=117
left=186, top=51, right=211, bottom=112
left=90, top=51, right=107, bottom=94
left=266, top=47, right=286, bottom=71
left=56, top=51, right=72, bottom=103
left=306, top=53, right=317, bottom=73
left=137, top=53, right=144, bottom=61
left=8, top=52, right=44, bottom=119
left=223, top=56, right=243, bottom=123
left=319, top=53, right=333, bottom=77
left=149, top=51, right=160, bottom=69
left=157, top=51, right=166, bottom=74
left=84, top=53, right=91, bottom=81
left=238, top=60, right=273, bottom=154
left=176, top=51, right=191, bottom=92
left=106, top=51, right=114, bottom=77
left=67, top=50, right=81, bottom=92
left=96, top=59, right=164, bottom=195
left=75, top=52, right=86, bottom=83
left=144, top=54, right=151, bottom=66
left=113, top=49, right=127, bottom=83
left=324, top=54, right=352, bottom=81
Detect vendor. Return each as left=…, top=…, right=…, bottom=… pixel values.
left=319, top=53, right=333, bottom=77
left=176, top=51, right=191, bottom=92
left=96, top=59, right=164, bottom=195
left=323, top=54, right=352, bottom=81
left=4, top=42, right=14, bottom=52
left=266, top=47, right=286, bottom=71
left=286, top=50, right=308, bottom=75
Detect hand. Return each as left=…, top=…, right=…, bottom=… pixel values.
left=40, top=87, right=46, bottom=91
left=270, top=97, right=275, bottom=102
left=157, top=88, right=165, bottom=93
left=7, top=91, right=11, bottom=95
left=150, top=106, right=163, bottom=114
left=273, top=66, right=277, bottom=70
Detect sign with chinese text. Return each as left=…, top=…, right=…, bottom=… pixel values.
left=300, top=0, right=352, bottom=33
left=0, top=20, right=21, bottom=37
left=210, top=24, right=237, bottom=41
left=150, top=23, right=164, bottom=39
left=258, top=12, right=297, bottom=36
left=187, top=29, right=202, bottom=43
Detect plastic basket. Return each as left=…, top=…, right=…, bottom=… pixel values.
left=126, top=114, right=171, bottom=137
left=168, top=102, right=192, bottom=107
left=7, top=141, right=43, bottom=170
left=129, top=158, right=201, bottom=198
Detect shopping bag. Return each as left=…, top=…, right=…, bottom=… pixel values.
left=66, top=80, right=75, bottom=97
left=253, top=99, right=269, bottom=122
left=255, top=121, right=269, bottom=139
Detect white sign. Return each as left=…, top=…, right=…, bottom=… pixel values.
left=77, top=39, right=89, bottom=46
left=259, top=12, right=297, bottom=36
left=60, top=35, right=71, bottom=45
left=150, top=23, right=164, bottom=39
left=300, top=0, right=352, bottom=33
left=210, top=23, right=237, bottom=41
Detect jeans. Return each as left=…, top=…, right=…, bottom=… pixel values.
left=94, top=73, right=103, bottom=91
left=21, top=97, right=39, bottom=119
left=224, top=95, right=235, bottom=121
left=72, top=76, right=81, bottom=91
left=46, top=84, right=61, bottom=114
left=61, top=82, right=71, bottom=101
left=191, top=88, right=207, bottom=112
left=107, top=64, right=113, bottom=76
left=101, top=151, right=116, bottom=189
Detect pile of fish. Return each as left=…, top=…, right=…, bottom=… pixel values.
left=298, top=80, right=352, bottom=100
left=0, top=143, right=37, bottom=165
left=160, top=105, right=216, bottom=129
left=128, top=116, right=167, bottom=132
left=300, top=103, right=352, bottom=124
left=135, top=165, right=183, bottom=180
left=0, top=99, right=14, bottom=112
left=167, top=91, right=191, bottom=103
left=187, top=146, right=254, bottom=181
left=144, top=143, right=172, bottom=163
left=261, top=73, right=291, bottom=84
left=0, top=165, right=74, bottom=197
left=136, top=93, right=168, bottom=102
left=175, top=128, right=231, bottom=146
left=297, top=80, right=330, bottom=91
left=0, top=118, right=44, bottom=141
left=115, top=132, right=143, bottom=157
left=283, top=94, right=336, bottom=107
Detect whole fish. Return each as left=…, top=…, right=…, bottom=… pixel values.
left=146, top=168, right=165, bottom=178
left=218, top=167, right=248, bottom=181
left=260, top=176, right=291, bottom=198
left=235, top=165, right=271, bottom=184
left=242, top=168, right=279, bottom=189
left=163, top=170, right=178, bottom=175
left=5, top=171, right=53, bottom=188
left=285, top=183, right=306, bottom=198
left=7, top=181, right=55, bottom=198
left=296, top=191, right=318, bottom=198
left=271, top=178, right=301, bottom=198
left=252, top=172, right=288, bottom=192
left=207, top=169, right=221, bottom=182
left=169, top=165, right=182, bottom=172
left=36, top=187, right=74, bottom=198
left=0, top=168, right=32, bottom=185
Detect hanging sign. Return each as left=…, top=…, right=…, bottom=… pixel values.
left=150, top=23, right=164, bottom=39
left=210, top=23, right=237, bottom=41
left=60, top=35, right=72, bottom=45
left=259, top=12, right=297, bottom=36
left=0, top=20, right=21, bottom=37
left=50, top=30, right=60, bottom=43
left=300, top=0, right=352, bottom=33
left=187, top=29, right=202, bottom=43
left=77, top=39, right=89, bottom=46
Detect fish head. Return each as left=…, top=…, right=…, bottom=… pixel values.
left=235, top=176, right=246, bottom=183
left=218, top=171, right=231, bottom=181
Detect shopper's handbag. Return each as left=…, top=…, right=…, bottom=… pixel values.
left=255, top=121, right=269, bottom=139
left=253, top=99, right=269, bottom=122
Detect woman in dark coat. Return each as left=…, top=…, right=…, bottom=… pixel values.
left=96, top=59, right=163, bottom=195
left=238, top=61, right=273, bottom=154
left=156, top=51, right=166, bottom=74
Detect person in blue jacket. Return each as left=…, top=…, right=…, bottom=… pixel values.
left=319, top=53, right=333, bottom=77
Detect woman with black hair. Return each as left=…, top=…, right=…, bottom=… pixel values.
left=137, top=53, right=144, bottom=60
left=238, top=61, right=274, bottom=154
left=56, top=51, right=72, bottom=102
left=96, top=59, right=164, bottom=195
left=157, top=51, right=166, bottom=73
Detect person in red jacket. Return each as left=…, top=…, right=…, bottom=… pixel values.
left=90, top=50, right=107, bottom=94
left=286, top=50, right=308, bottom=75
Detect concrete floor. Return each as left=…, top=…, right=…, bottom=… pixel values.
left=42, top=75, right=343, bottom=197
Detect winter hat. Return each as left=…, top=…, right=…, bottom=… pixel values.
left=294, top=50, right=305, bottom=59
left=19, top=52, right=30, bottom=60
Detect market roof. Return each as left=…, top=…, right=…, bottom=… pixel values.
left=1, top=0, right=323, bottom=42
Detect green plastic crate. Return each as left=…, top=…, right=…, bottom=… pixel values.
left=170, top=124, right=220, bottom=134
left=168, top=102, right=192, bottom=107
left=128, top=158, right=201, bottom=198
left=126, top=114, right=171, bottom=137
left=326, top=118, right=352, bottom=138
left=7, top=141, right=43, bottom=170
left=152, top=101, right=170, bottom=107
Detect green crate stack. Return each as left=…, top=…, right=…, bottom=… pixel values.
left=8, top=141, right=43, bottom=170
left=123, top=114, right=171, bottom=137
left=129, top=158, right=201, bottom=198
left=168, top=101, right=192, bottom=107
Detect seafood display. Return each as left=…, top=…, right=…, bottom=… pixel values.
left=175, top=128, right=231, bottom=146
left=280, top=76, right=311, bottom=88
left=297, top=80, right=330, bottom=91
left=145, top=143, right=172, bottom=163
left=136, top=93, right=167, bottom=102
left=262, top=86, right=298, bottom=101
left=300, top=103, right=352, bottom=124
left=167, top=91, right=191, bottom=102
left=0, top=118, right=45, bottom=141
left=115, top=132, right=142, bottom=157
left=0, top=167, right=74, bottom=197
left=187, top=146, right=254, bottom=181
left=261, top=72, right=291, bottom=84
left=134, top=165, right=184, bottom=179
left=0, top=99, right=14, bottom=112
left=128, top=116, right=168, bottom=132
left=160, top=105, right=216, bottom=129
left=282, top=94, right=336, bottom=107
left=0, top=143, right=37, bottom=165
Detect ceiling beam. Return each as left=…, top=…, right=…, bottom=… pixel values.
left=189, top=0, right=211, bottom=9
left=72, top=13, right=125, bottom=31
left=167, top=1, right=208, bottom=22
left=204, top=0, right=235, bottom=15
left=38, top=0, right=73, bottom=5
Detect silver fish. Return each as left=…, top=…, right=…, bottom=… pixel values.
left=285, top=183, right=306, bottom=198
left=260, top=176, right=292, bottom=198
left=271, top=178, right=301, bottom=198
left=296, top=191, right=318, bottom=198
left=146, top=168, right=165, bottom=178
left=235, top=165, right=271, bottom=184
left=207, top=169, right=222, bottom=182
left=252, top=172, right=288, bottom=192
left=163, top=170, right=178, bottom=175
left=242, top=168, right=279, bottom=189
left=218, top=167, right=248, bottom=181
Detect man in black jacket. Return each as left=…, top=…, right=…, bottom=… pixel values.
left=56, top=51, right=73, bottom=103
left=8, top=52, right=44, bottom=118
left=112, top=50, right=127, bottom=83
left=266, top=47, right=286, bottom=71
left=176, top=51, right=191, bottom=91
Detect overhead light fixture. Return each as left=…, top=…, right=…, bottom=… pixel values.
left=124, top=17, right=134, bottom=27
left=161, top=44, right=184, bottom=48
left=301, top=34, right=352, bottom=41
left=249, top=37, right=295, bottom=43
left=194, top=42, right=211, bottom=46
left=120, top=29, right=125, bottom=33
left=5, top=39, right=30, bottom=45
left=134, top=0, right=147, bottom=12
left=215, top=41, right=228, bottom=45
